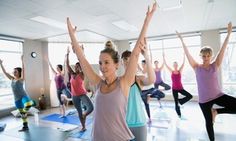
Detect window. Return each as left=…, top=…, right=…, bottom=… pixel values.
left=221, top=32, right=236, bottom=96
left=130, top=35, right=201, bottom=96
left=0, top=39, right=23, bottom=110
left=48, top=42, right=104, bottom=79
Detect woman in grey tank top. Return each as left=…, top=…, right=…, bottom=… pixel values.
left=0, top=55, right=33, bottom=132
left=67, top=2, right=157, bottom=140
left=177, top=22, right=236, bottom=141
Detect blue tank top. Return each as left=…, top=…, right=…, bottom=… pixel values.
left=11, top=79, right=27, bottom=101
left=126, top=81, right=146, bottom=127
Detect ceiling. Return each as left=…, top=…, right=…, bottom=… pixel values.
left=0, top=0, right=235, bottom=43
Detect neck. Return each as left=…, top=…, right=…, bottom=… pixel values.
left=104, top=77, right=117, bottom=87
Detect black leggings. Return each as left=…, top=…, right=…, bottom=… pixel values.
left=199, top=94, right=236, bottom=141
left=141, top=88, right=165, bottom=118
left=172, top=89, right=192, bottom=116
left=154, top=81, right=171, bottom=90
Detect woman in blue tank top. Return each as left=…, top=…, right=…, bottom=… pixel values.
left=0, top=55, right=33, bottom=132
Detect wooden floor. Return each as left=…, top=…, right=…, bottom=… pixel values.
left=0, top=100, right=235, bottom=141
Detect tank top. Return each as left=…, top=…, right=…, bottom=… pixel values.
left=70, top=74, right=86, bottom=96
left=126, top=81, right=146, bottom=127
left=54, top=74, right=66, bottom=89
left=92, top=78, right=134, bottom=141
left=171, top=71, right=183, bottom=90
left=195, top=63, right=223, bottom=103
left=155, top=70, right=163, bottom=84
left=11, top=79, right=27, bottom=101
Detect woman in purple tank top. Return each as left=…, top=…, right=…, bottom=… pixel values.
left=177, top=22, right=236, bottom=141
left=47, top=59, right=71, bottom=117
left=164, top=53, right=193, bottom=118
left=67, top=2, right=157, bottom=141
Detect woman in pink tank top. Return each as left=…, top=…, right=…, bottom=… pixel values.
left=164, top=54, right=192, bottom=118
left=177, top=22, right=236, bottom=141
left=67, top=2, right=157, bottom=140
left=66, top=48, right=94, bottom=132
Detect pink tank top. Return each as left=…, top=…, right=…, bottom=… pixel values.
left=70, top=74, right=86, bottom=96
left=92, top=78, right=134, bottom=141
left=171, top=71, right=183, bottom=90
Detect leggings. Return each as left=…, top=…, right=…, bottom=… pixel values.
left=141, top=88, right=165, bottom=118
left=199, top=94, right=236, bottom=141
left=154, top=81, right=171, bottom=90
left=129, top=125, right=147, bottom=141
left=72, top=94, right=94, bottom=119
left=172, top=89, right=192, bottom=116
left=57, top=87, right=71, bottom=105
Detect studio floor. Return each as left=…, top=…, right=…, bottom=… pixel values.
left=0, top=100, right=235, bottom=141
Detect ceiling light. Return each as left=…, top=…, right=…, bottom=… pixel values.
left=30, top=16, right=66, bottom=30
left=112, top=20, right=138, bottom=32
left=158, top=0, right=182, bottom=11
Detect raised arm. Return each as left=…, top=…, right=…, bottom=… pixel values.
left=48, top=60, right=57, bottom=75
left=0, top=59, right=14, bottom=80
left=214, top=22, right=232, bottom=67
left=21, top=55, right=25, bottom=80
left=163, top=53, right=173, bottom=73
left=67, top=18, right=101, bottom=85
left=140, top=38, right=156, bottom=86
left=65, top=47, right=75, bottom=74
left=176, top=31, right=198, bottom=69
left=179, top=54, right=185, bottom=73
left=123, top=2, right=157, bottom=88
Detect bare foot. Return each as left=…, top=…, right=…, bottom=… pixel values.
left=211, top=108, right=218, bottom=122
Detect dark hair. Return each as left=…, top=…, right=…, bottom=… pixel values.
left=121, top=50, right=131, bottom=59
left=57, top=64, right=63, bottom=71
left=142, top=60, right=146, bottom=64
left=100, top=47, right=120, bottom=63
left=14, top=67, right=22, bottom=77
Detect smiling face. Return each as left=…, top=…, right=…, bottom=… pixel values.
left=200, top=46, right=213, bottom=65
left=99, top=53, right=118, bottom=78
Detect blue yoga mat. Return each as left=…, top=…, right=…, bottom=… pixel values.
left=69, top=124, right=92, bottom=140
left=41, top=113, right=93, bottom=125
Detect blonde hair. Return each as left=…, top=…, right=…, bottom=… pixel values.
left=200, top=46, right=213, bottom=56
left=105, top=40, right=117, bottom=50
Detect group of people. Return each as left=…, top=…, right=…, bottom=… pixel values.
left=0, top=1, right=236, bottom=141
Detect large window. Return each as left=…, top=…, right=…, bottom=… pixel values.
left=48, top=42, right=104, bottom=79
left=130, top=35, right=201, bottom=96
left=0, top=39, right=23, bottom=110
left=221, top=32, right=236, bottom=96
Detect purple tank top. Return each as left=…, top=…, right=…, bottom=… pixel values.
left=54, top=74, right=66, bottom=89
left=195, top=63, right=223, bottom=103
left=155, top=70, right=163, bottom=84
left=171, top=71, right=183, bottom=90
left=92, top=78, right=134, bottom=141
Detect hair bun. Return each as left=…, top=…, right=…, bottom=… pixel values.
left=105, top=40, right=116, bottom=50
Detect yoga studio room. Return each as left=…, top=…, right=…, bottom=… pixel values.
left=0, top=0, right=236, bottom=141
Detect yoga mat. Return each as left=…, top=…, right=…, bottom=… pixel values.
left=1, top=124, right=69, bottom=141
left=69, top=124, right=92, bottom=140
left=41, top=113, right=93, bottom=125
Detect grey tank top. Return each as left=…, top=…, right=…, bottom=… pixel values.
left=11, top=79, right=27, bottom=101
left=92, top=78, right=134, bottom=141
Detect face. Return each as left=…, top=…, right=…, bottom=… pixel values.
left=201, top=53, right=212, bottom=64
left=122, top=57, right=130, bottom=69
left=173, top=62, right=178, bottom=70
left=99, top=53, right=118, bottom=78
left=56, top=66, right=61, bottom=72
left=154, top=61, right=159, bottom=67
left=13, top=69, right=20, bottom=77
left=74, top=63, right=82, bottom=73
